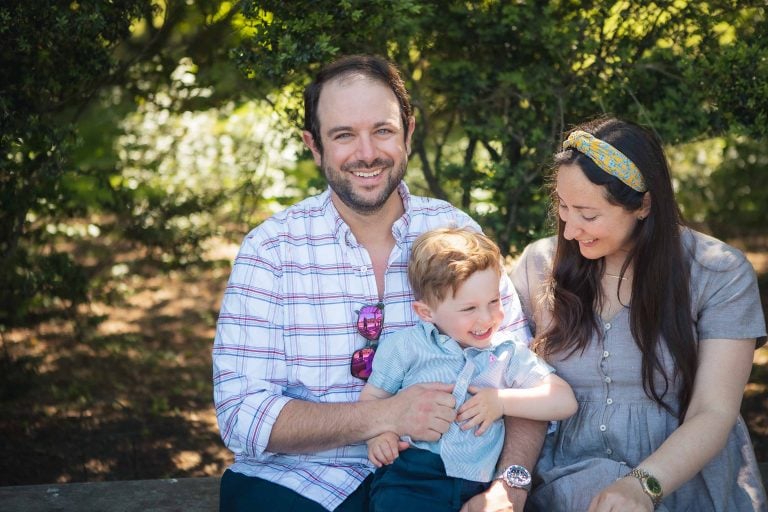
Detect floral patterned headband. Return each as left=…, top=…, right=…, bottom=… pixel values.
left=562, top=130, right=647, bottom=192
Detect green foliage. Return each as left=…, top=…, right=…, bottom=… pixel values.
left=0, top=0, right=150, bottom=328
left=2, top=0, right=767, bottom=337
left=236, top=1, right=768, bottom=253
left=706, top=139, right=768, bottom=241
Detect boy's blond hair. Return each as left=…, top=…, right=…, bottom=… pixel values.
left=408, top=227, right=503, bottom=307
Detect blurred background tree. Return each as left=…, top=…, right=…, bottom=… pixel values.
left=1, top=0, right=766, bottom=484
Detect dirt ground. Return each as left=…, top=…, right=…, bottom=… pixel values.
left=0, top=241, right=766, bottom=486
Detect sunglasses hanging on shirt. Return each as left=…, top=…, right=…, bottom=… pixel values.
left=350, top=303, right=384, bottom=380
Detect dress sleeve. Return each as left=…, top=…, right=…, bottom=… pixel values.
left=510, top=238, right=556, bottom=338
left=212, top=228, right=292, bottom=459
left=694, top=247, right=767, bottom=347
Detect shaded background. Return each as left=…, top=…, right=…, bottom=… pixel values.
left=1, top=0, right=767, bottom=485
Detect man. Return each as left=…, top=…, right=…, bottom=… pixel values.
left=213, top=54, right=546, bottom=512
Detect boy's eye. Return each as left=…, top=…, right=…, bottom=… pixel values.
left=582, top=215, right=597, bottom=221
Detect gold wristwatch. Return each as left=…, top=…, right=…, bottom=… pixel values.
left=626, top=467, right=663, bottom=509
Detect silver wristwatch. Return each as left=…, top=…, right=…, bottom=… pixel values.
left=497, top=464, right=532, bottom=492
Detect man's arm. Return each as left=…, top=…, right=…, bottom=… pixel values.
left=461, top=417, right=547, bottom=512
left=266, top=382, right=456, bottom=453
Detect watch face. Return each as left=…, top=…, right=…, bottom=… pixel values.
left=504, top=465, right=532, bottom=487
left=643, top=475, right=663, bottom=497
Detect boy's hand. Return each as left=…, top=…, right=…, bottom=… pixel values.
left=456, top=386, right=503, bottom=435
left=367, top=431, right=407, bottom=467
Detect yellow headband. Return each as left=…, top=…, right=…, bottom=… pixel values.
left=562, top=130, right=647, bottom=192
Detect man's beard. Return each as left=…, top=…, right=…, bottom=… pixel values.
left=322, top=156, right=407, bottom=214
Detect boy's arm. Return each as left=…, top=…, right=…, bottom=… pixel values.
left=360, top=383, right=409, bottom=466
left=457, top=373, right=576, bottom=432
left=498, top=373, right=576, bottom=420
left=359, top=383, right=394, bottom=401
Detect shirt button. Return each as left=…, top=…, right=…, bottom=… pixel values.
left=603, top=350, right=610, bottom=358
left=605, top=322, right=611, bottom=330
left=607, top=398, right=613, bottom=405
left=599, top=424, right=607, bottom=432
left=606, top=448, right=613, bottom=455
left=604, top=376, right=612, bottom=384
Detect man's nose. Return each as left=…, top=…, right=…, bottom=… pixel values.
left=355, top=135, right=376, bottom=162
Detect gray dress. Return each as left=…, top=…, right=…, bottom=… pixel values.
left=511, top=229, right=767, bottom=512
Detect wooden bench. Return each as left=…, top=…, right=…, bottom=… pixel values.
left=0, top=477, right=219, bottom=512
left=1, top=465, right=767, bottom=511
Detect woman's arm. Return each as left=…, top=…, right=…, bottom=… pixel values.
left=588, top=337, right=757, bottom=511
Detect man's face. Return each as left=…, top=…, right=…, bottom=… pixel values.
left=303, top=74, right=414, bottom=215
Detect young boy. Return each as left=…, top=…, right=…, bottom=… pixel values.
left=359, top=227, right=577, bottom=511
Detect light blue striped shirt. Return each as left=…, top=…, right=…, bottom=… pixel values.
left=368, top=320, right=552, bottom=483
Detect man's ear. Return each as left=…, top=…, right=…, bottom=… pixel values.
left=405, top=115, right=415, bottom=155
left=302, top=130, right=322, bottom=166
left=412, top=301, right=433, bottom=322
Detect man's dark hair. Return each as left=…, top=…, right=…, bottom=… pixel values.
left=303, top=54, right=412, bottom=154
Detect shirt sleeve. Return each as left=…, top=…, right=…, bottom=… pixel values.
left=502, top=341, right=555, bottom=389
left=212, top=228, right=291, bottom=459
left=367, top=330, right=410, bottom=395
left=497, top=272, right=533, bottom=346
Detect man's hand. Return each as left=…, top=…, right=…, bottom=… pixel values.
left=457, top=386, right=504, bottom=435
left=389, top=382, right=456, bottom=441
left=367, top=431, right=406, bottom=467
left=460, top=479, right=527, bottom=512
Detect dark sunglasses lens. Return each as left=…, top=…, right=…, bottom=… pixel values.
left=351, top=347, right=376, bottom=380
left=357, top=305, right=383, bottom=341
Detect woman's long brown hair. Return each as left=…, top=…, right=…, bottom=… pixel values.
left=538, top=117, right=697, bottom=420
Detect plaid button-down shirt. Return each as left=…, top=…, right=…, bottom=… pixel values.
left=213, top=182, right=529, bottom=510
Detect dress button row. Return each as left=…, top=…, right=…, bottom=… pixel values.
left=606, top=398, right=613, bottom=405
left=606, top=448, right=613, bottom=455
left=604, top=322, right=612, bottom=330
left=604, top=376, right=612, bottom=384
left=602, top=350, right=610, bottom=358
left=599, top=424, right=607, bottom=432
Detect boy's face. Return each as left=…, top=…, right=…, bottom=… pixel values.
left=414, top=267, right=504, bottom=349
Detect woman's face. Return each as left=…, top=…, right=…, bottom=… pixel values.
left=555, top=163, right=647, bottom=268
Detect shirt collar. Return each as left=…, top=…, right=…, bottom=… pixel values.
left=323, top=181, right=413, bottom=247
left=419, top=319, right=496, bottom=355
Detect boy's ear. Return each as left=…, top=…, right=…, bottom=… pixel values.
left=412, top=301, right=433, bottom=322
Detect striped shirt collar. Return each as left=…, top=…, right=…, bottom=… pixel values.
left=323, top=181, right=414, bottom=248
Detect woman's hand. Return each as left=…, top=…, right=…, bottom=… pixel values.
left=587, top=476, right=654, bottom=512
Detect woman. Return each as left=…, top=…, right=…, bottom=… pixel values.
left=511, top=116, right=767, bottom=511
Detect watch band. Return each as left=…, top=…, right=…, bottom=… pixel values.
left=626, top=468, right=663, bottom=509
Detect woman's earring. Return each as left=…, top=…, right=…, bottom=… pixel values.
left=638, top=215, right=645, bottom=220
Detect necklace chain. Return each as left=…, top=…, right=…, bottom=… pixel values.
left=604, top=273, right=628, bottom=281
